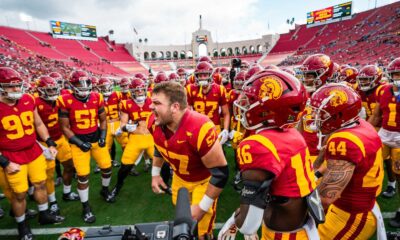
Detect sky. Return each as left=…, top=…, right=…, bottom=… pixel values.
left=0, top=0, right=398, bottom=45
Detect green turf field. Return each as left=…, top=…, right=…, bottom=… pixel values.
left=0, top=143, right=399, bottom=240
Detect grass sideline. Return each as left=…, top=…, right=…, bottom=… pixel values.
left=0, top=143, right=398, bottom=240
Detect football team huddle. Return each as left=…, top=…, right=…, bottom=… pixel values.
left=0, top=53, right=399, bottom=240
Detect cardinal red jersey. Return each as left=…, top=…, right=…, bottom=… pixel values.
left=147, top=83, right=154, bottom=94
left=379, top=84, right=400, bottom=132
left=325, top=119, right=383, bottom=213
left=60, top=89, right=72, bottom=95
left=104, top=91, right=122, bottom=121
left=121, top=97, right=152, bottom=122
left=228, top=90, right=240, bottom=105
left=238, top=128, right=315, bottom=198
left=121, top=92, right=131, bottom=100
left=188, top=74, right=195, bottom=85
left=223, top=83, right=232, bottom=94
left=186, top=83, right=228, bottom=126
left=0, top=94, right=43, bottom=164
left=358, top=83, right=385, bottom=119
left=148, top=110, right=217, bottom=182
left=58, top=92, right=104, bottom=134
left=35, top=97, right=63, bottom=140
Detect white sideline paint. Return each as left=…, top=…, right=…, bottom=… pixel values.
left=0, top=214, right=395, bottom=236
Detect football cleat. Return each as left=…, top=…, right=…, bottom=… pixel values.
left=112, top=160, right=120, bottom=168
left=62, top=192, right=80, bottom=201
left=55, top=177, right=63, bottom=187
left=49, top=202, right=60, bottom=216
left=38, top=210, right=65, bottom=225
left=0, top=206, right=4, bottom=219
left=129, top=166, right=140, bottom=176
left=18, top=221, right=33, bottom=240
left=82, top=206, right=96, bottom=224
left=100, top=189, right=115, bottom=203
left=382, top=185, right=396, bottom=198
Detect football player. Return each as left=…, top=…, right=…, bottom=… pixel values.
left=58, top=70, right=113, bottom=224
left=36, top=76, right=80, bottom=216
left=369, top=58, right=400, bottom=227
left=308, top=83, right=384, bottom=239
left=119, top=77, right=131, bottom=100
left=338, top=66, right=359, bottom=90
left=219, top=70, right=321, bottom=240
left=149, top=81, right=228, bottom=240
left=97, top=77, right=126, bottom=167
left=49, top=72, right=71, bottom=95
left=299, top=54, right=334, bottom=164
left=176, top=68, right=188, bottom=86
left=186, top=62, right=230, bottom=145
left=110, top=78, right=154, bottom=199
left=356, top=65, right=395, bottom=198
left=0, top=67, right=65, bottom=240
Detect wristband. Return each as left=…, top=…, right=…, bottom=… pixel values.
left=199, top=194, right=214, bottom=211
left=315, top=170, right=323, bottom=179
left=0, top=155, right=10, bottom=168
left=151, top=166, right=161, bottom=177
left=45, top=137, right=57, bottom=147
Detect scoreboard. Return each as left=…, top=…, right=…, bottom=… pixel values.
left=50, top=20, right=97, bottom=41
left=307, top=2, right=352, bottom=27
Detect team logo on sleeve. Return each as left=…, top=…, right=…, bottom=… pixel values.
left=259, top=76, right=283, bottom=100
left=328, top=89, right=348, bottom=107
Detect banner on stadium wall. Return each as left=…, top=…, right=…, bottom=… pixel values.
left=307, top=1, right=352, bottom=27
left=50, top=20, right=98, bottom=41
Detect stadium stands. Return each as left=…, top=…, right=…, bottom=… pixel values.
left=0, top=26, right=147, bottom=76
left=272, top=1, right=400, bottom=67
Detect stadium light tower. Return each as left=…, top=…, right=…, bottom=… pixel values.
left=19, top=13, right=32, bottom=30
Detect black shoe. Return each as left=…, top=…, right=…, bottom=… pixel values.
left=110, top=186, right=120, bottom=198
left=383, top=185, right=396, bottom=198
left=17, top=221, right=33, bottom=240
left=0, top=207, right=4, bottom=219
left=94, top=166, right=101, bottom=174
left=82, top=205, right=96, bottom=223
left=100, top=188, right=115, bottom=203
left=112, top=160, right=120, bottom=167
left=9, top=209, right=38, bottom=220
left=0, top=193, right=5, bottom=200
left=54, top=177, right=63, bottom=187
left=49, top=202, right=60, bottom=215
left=129, top=166, right=140, bottom=176
left=390, top=211, right=400, bottom=228
left=38, top=210, right=65, bottom=225
left=62, top=192, right=80, bottom=201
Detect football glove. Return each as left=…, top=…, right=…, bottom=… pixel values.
left=98, top=129, right=106, bottom=147
left=218, top=129, right=229, bottom=145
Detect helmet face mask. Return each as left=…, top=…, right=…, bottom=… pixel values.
left=71, top=79, right=92, bottom=99
left=389, top=72, right=400, bottom=87
left=0, top=82, right=25, bottom=100
left=130, top=79, right=147, bottom=103
left=195, top=72, right=212, bottom=86
left=99, top=84, right=113, bottom=97
left=301, top=71, right=321, bottom=92
left=357, top=76, right=375, bottom=91
left=38, top=86, right=59, bottom=101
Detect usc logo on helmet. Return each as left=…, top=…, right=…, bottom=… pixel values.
left=320, top=55, right=331, bottom=68
left=328, top=89, right=348, bottom=107
left=258, top=76, right=283, bottom=100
